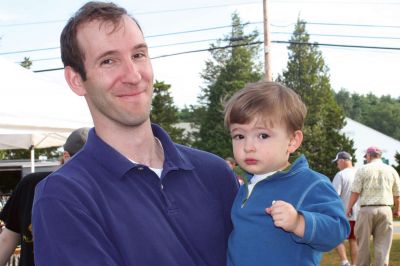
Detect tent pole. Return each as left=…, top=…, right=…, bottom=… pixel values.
left=30, top=145, right=35, bottom=173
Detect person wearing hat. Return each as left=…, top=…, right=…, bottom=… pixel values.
left=346, top=146, right=400, bottom=266
left=331, top=151, right=359, bottom=266
left=0, top=128, right=89, bottom=266
left=60, top=127, right=89, bottom=163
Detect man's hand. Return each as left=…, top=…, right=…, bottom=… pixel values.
left=265, top=200, right=304, bottom=237
left=346, top=207, right=353, bottom=218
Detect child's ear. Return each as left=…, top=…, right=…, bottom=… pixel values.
left=288, top=130, right=303, bottom=153
left=64, top=66, right=87, bottom=96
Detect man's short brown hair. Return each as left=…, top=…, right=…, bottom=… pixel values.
left=60, top=1, right=141, bottom=80
left=224, top=81, right=307, bottom=133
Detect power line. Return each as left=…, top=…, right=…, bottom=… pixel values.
left=0, top=20, right=65, bottom=28
left=308, top=22, right=400, bottom=29
left=274, top=41, right=400, bottom=51
left=32, top=40, right=400, bottom=73
left=15, top=31, right=400, bottom=63
left=271, top=0, right=399, bottom=3
left=3, top=21, right=400, bottom=57
left=132, top=1, right=260, bottom=15
left=145, top=24, right=245, bottom=38
left=0, top=47, right=59, bottom=56
left=151, top=41, right=262, bottom=59
left=1, top=0, right=399, bottom=29
left=33, top=41, right=263, bottom=73
left=0, top=1, right=260, bottom=28
left=34, top=67, right=63, bottom=73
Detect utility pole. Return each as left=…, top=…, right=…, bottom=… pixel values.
left=263, top=0, right=272, bottom=81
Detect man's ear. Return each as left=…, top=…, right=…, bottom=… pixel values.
left=288, top=130, right=303, bottom=153
left=62, top=151, right=71, bottom=163
left=64, top=66, right=86, bottom=96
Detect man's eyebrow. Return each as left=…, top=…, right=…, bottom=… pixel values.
left=133, top=43, right=148, bottom=50
left=95, top=50, right=118, bottom=62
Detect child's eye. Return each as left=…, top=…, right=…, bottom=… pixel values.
left=232, top=134, right=244, bottom=140
left=259, top=133, right=269, bottom=139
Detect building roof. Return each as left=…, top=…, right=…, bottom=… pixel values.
left=341, top=118, right=400, bottom=166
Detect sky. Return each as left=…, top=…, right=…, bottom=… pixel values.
left=0, top=0, right=399, bottom=108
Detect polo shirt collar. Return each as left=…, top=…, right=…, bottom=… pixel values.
left=83, top=124, right=194, bottom=179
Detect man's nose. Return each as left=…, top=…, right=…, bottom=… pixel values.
left=121, top=58, right=141, bottom=83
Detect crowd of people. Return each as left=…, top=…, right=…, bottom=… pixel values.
left=0, top=1, right=399, bottom=266
left=327, top=147, right=400, bottom=266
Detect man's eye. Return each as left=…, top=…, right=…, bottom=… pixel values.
left=101, top=59, right=113, bottom=65
left=259, top=133, right=269, bottom=139
left=133, top=52, right=146, bottom=59
left=232, top=134, right=244, bottom=140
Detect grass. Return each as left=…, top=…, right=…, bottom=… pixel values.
left=321, top=236, right=400, bottom=266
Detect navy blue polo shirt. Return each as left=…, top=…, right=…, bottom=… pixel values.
left=32, top=124, right=238, bottom=266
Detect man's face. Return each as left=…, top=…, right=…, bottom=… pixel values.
left=336, top=159, right=345, bottom=170
left=364, top=153, right=371, bottom=163
left=75, top=15, right=154, bottom=128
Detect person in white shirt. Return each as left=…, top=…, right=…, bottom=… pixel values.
left=332, top=151, right=359, bottom=266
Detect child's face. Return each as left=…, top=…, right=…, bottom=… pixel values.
left=229, top=117, right=295, bottom=175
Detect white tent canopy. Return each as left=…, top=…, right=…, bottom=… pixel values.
left=341, top=118, right=400, bottom=167
left=0, top=56, right=93, bottom=171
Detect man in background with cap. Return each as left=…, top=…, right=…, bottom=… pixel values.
left=346, top=146, right=400, bottom=266
left=0, top=128, right=88, bottom=266
left=60, top=127, right=89, bottom=163
left=332, top=151, right=359, bottom=266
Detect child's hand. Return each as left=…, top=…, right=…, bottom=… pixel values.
left=265, top=200, right=304, bottom=237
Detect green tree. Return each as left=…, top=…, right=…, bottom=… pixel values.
left=278, top=19, right=354, bottom=178
left=178, top=105, right=196, bottom=122
left=150, top=80, right=185, bottom=144
left=335, top=89, right=353, bottom=116
left=335, top=90, right=400, bottom=140
left=0, top=148, right=60, bottom=161
left=193, top=12, right=263, bottom=157
left=20, top=57, right=32, bottom=69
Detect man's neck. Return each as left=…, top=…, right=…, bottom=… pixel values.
left=94, top=120, right=164, bottom=168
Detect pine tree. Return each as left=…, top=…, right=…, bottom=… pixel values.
left=193, top=12, right=263, bottom=157
left=278, top=19, right=354, bottom=178
left=150, top=80, right=185, bottom=144
left=20, top=57, right=32, bottom=69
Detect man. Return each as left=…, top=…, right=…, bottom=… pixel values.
left=0, top=127, right=89, bottom=266
left=332, top=151, right=359, bottom=266
left=225, top=157, right=243, bottom=185
left=347, top=146, right=400, bottom=266
left=32, top=2, right=238, bottom=266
